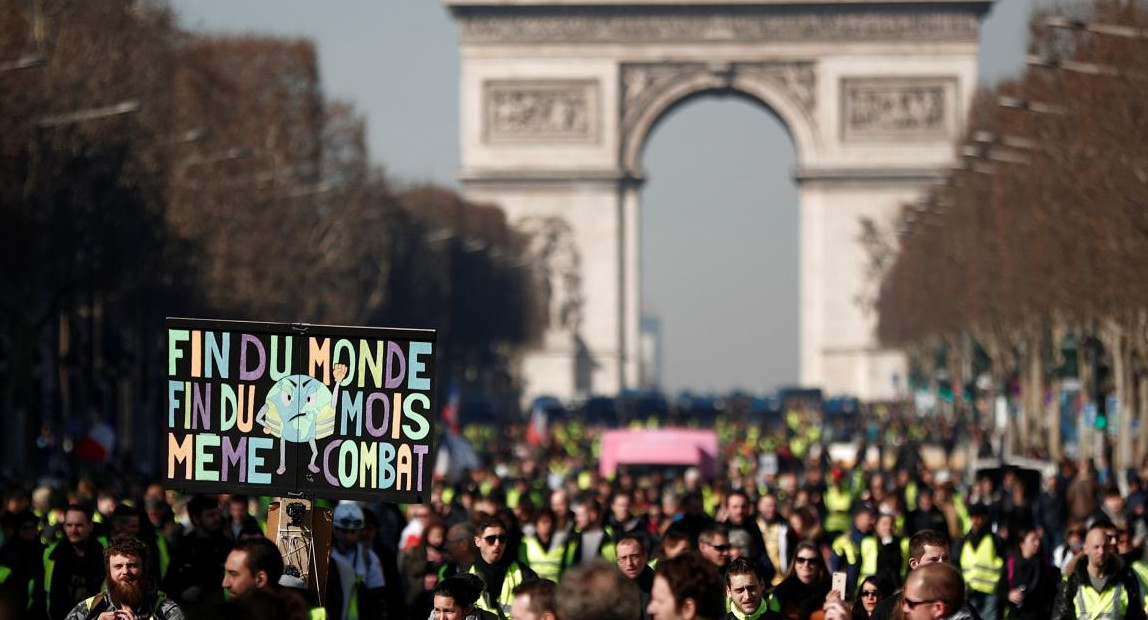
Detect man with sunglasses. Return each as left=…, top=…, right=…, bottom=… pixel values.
left=901, top=563, right=969, bottom=620
left=469, top=516, right=536, bottom=620
left=864, top=530, right=983, bottom=620
left=698, top=524, right=733, bottom=571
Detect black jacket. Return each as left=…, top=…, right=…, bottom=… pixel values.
left=34, top=538, right=106, bottom=620
left=1052, top=555, right=1146, bottom=620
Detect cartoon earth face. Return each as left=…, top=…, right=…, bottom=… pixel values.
left=261, top=375, right=336, bottom=443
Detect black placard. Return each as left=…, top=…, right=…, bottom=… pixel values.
left=165, top=318, right=437, bottom=503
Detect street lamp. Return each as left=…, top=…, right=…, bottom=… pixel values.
left=1046, top=15, right=1148, bottom=40
left=0, top=54, right=48, bottom=73
left=961, top=143, right=1032, bottom=165
left=1026, top=54, right=1121, bottom=77
left=35, top=100, right=142, bottom=129
left=997, top=95, right=1069, bottom=115
left=972, top=130, right=1035, bottom=151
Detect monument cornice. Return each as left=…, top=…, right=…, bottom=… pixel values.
left=460, top=167, right=641, bottom=184
left=445, top=0, right=992, bottom=7
left=793, top=166, right=949, bottom=182
left=448, top=2, right=991, bottom=44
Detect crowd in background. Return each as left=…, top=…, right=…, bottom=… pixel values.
left=1, top=408, right=1147, bottom=620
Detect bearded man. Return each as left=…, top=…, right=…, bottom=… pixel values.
left=64, top=535, right=184, bottom=620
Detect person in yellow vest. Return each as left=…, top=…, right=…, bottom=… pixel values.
left=470, top=515, right=537, bottom=620
left=519, top=508, right=568, bottom=582
left=63, top=534, right=184, bottom=620
left=32, top=504, right=106, bottom=620
left=1052, top=522, right=1146, bottom=620
left=825, top=470, right=855, bottom=537
left=860, top=512, right=909, bottom=588
left=831, top=504, right=877, bottom=595
left=959, top=504, right=1003, bottom=620
left=722, top=557, right=769, bottom=620
left=567, top=497, right=617, bottom=566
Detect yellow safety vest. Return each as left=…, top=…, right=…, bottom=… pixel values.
left=43, top=537, right=108, bottom=618
left=1074, top=580, right=1128, bottom=620
left=960, top=535, right=1003, bottom=594
left=824, top=486, right=853, bottom=535
left=470, top=562, right=529, bottom=620
left=832, top=534, right=859, bottom=567
left=859, top=537, right=909, bottom=582
left=0, top=565, right=9, bottom=584
left=520, top=536, right=567, bottom=582
left=156, top=534, right=170, bottom=579
left=902, top=481, right=919, bottom=513
left=1131, top=562, right=1148, bottom=608
left=953, top=496, right=970, bottom=534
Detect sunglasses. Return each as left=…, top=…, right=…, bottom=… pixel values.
left=707, top=543, right=732, bottom=552
left=794, top=556, right=818, bottom=565
left=483, top=534, right=507, bottom=544
left=860, top=590, right=881, bottom=598
left=904, top=598, right=938, bottom=609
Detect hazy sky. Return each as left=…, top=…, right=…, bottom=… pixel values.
left=171, top=0, right=1041, bottom=396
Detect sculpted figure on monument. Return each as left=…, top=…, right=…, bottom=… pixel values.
left=518, top=216, right=584, bottom=334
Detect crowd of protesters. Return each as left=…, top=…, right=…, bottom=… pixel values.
left=2, top=407, right=1148, bottom=620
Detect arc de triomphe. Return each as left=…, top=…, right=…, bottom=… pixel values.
left=445, top=0, right=991, bottom=402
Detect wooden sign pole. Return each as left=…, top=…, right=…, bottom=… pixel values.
left=266, top=497, right=333, bottom=604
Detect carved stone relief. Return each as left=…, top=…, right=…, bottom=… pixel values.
left=484, top=80, right=599, bottom=144
left=736, top=62, right=816, bottom=113
left=517, top=216, right=584, bottom=335
left=619, top=62, right=816, bottom=162
left=841, top=77, right=957, bottom=141
left=457, top=8, right=980, bottom=44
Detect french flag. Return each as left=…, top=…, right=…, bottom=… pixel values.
left=442, top=383, right=460, bottom=434
left=526, top=403, right=547, bottom=445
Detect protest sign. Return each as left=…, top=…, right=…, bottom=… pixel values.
left=165, top=318, right=437, bottom=503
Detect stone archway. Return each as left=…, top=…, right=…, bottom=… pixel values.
left=446, top=0, right=991, bottom=403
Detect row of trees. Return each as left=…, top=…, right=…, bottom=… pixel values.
left=874, top=0, right=1148, bottom=469
left=0, top=0, right=543, bottom=475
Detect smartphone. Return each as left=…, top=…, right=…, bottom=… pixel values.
left=832, top=571, right=848, bottom=595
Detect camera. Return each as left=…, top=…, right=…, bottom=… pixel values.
left=286, top=501, right=307, bottom=527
